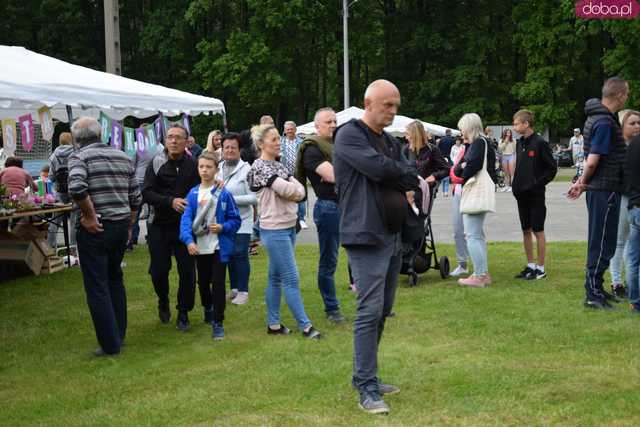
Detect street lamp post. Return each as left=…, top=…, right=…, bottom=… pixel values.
left=343, top=0, right=350, bottom=109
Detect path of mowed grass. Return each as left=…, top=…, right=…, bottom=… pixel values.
left=2, top=242, right=640, bottom=426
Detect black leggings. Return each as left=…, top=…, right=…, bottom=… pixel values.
left=196, top=252, right=227, bottom=323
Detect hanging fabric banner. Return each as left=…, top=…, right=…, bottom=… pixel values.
left=163, top=117, right=170, bottom=135
left=154, top=117, right=164, bottom=144
left=111, top=121, right=123, bottom=151
left=1, top=119, right=17, bottom=157
left=18, top=114, right=35, bottom=152
left=99, top=112, right=111, bottom=144
left=124, top=127, right=136, bottom=159
left=37, top=106, right=54, bottom=142
left=135, top=127, right=146, bottom=155
left=145, top=124, right=157, bottom=151
left=182, top=114, right=191, bottom=136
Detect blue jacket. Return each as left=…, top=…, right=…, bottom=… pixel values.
left=179, top=185, right=241, bottom=263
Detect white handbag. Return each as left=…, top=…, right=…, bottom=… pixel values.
left=460, top=138, right=495, bottom=214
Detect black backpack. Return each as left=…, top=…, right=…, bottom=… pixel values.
left=54, top=166, right=69, bottom=194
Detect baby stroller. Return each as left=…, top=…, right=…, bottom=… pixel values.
left=572, top=152, right=585, bottom=184
left=400, top=182, right=450, bottom=286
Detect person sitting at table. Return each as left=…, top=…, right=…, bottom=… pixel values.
left=0, top=157, right=37, bottom=196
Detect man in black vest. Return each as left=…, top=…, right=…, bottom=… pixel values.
left=568, top=77, right=629, bottom=310
left=296, top=107, right=344, bottom=324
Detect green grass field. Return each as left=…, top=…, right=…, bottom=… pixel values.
left=2, top=242, right=640, bottom=426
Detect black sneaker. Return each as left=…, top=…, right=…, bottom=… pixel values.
left=379, top=382, right=400, bottom=395
left=612, top=283, right=628, bottom=298
left=533, top=269, right=547, bottom=280
left=584, top=298, right=614, bottom=310
left=302, top=326, right=323, bottom=340
left=358, top=390, right=389, bottom=414
left=203, top=306, right=214, bottom=324
left=267, top=324, right=291, bottom=335
left=158, top=304, right=171, bottom=324
left=176, top=312, right=190, bottom=331
left=515, top=266, right=535, bottom=279
left=326, top=310, right=346, bottom=324
left=602, top=290, right=622, bottom=304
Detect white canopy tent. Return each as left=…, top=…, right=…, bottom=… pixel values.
left=0, top=45, right=225, bottom=122
left=296, top=106, right=459, bottom=137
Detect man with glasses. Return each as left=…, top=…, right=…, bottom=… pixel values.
left=143, top=123, right=200, bottom=330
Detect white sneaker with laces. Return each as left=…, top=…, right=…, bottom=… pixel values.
left=450, top=265, right=469, bottom=277
left=231, top=292, right=249, bottom=305
left=299, top=220, right=309, bottom=230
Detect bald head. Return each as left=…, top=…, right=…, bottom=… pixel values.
left=362, top=80, right=401, bottom=133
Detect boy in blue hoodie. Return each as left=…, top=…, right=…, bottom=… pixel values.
left=180, top=152, right=241, bottom=340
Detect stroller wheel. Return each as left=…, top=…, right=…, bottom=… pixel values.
left=409, top=272, right=418, bottom=287
left=439, top=256, right=450, bottom=279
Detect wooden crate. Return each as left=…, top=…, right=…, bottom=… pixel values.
left=0, top=240, right=45, bottom=275
left=40, top=256, right=64, bottom=275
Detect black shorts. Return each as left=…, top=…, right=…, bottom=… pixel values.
left=516, top=194, right=547, bottom=232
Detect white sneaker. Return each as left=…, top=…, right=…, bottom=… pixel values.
left=299, top=220, right=309, bottom=230
left=506, top=187, right=512, bottom=192
left=450, top=265, right=469, bottom=277
left=227, top=288, right=238, bottom=301
left=231, top=292, right=249, bottom=305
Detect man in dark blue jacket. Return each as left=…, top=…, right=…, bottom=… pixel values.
left=334, top=80, right=418, bottom=415
left=568, top=77, right=629, bottom=310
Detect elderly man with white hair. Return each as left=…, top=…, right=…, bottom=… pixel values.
left=280, top=120, right=307, bottom=229
left=334, top=80, right=418, bottom=414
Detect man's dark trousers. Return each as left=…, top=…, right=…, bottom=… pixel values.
left=346, top=232, right=402, bottom=392
left=77, top=219, right=129, bottom=354
left=147, top=222, right=196, bottom=312
left=313, top=199, right=341, bottom=314
left=584, top=190, right=621, bottom=301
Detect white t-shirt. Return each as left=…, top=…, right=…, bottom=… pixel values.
left=196, top=184, right=219, bottom=255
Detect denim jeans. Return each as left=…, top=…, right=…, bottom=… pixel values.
left=347, top=233, right=402, bottom=391
left=584, top=191, right=621, bottom=301
left=610, top=195, right=630, bottom=285
left=298, top=201, right=306, bottom=221
left=463, top=213, right=488, bottom=275
left=130, top=205, right=144, bottom=244
left=451, top=190, right=468, bottom=267
left=261, top=227, right=311, bottom=330
left=625, top=207, right=640, bottom=305
left=313, top=199, right=341, bottom=314
left=76, top=219, right=129, bottom=354
left=440, top=176, right=450, bottom=195
left=228, top=233, right=251, bottom=293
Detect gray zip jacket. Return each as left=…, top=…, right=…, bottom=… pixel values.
left=216, top=159, right=257, bottom=235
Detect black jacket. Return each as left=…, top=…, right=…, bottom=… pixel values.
left=403, top=143, right=450, bottom=182
left=511, top=133, right=557, bottom=197
left=582, top=98, right=627, bottom=192
left=453, top=137, right=496, bottom=183
left=626, top=137, right=640, bottom=208
left=142, top=150, right=200, bottom=226
left=333, top=119, right=417, bottom=247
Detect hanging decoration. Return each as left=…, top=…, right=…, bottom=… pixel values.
left=18, top=114, right=35, bottom=152
left=1, top=119, right=17, bottom=157
left=37, top=106, right=54, bottom=142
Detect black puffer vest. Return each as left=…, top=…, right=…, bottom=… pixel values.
left=582, top=98, right=627, bottom=192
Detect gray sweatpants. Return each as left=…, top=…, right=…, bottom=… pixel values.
left=346, top=233, right=402, bottom=392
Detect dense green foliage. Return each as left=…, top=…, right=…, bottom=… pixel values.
left=3, top=0, right=640, bottom=140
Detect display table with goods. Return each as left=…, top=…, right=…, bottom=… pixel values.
left=0, top=184, right=73, bottom=275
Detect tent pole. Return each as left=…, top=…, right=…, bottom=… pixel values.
left=66, top=106, right=74, bottom=124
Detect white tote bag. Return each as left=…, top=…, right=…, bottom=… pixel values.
left=460, top=138, right=496, bottom=214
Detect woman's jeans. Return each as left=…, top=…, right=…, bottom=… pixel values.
left=463, top=213, right=488, bottom=275
left=260, top=227, right=311, bottom=330
left=228, top=233, right=251, bottom=293
left=625, top=207, right=640, bottom=305
left=451, top=189, right=469, bottom=267
left=610, top=195, right=630, bottom=285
